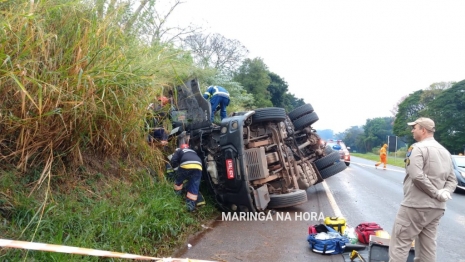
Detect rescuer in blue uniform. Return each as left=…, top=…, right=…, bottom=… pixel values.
left=170, top=144, right=205, bottom=212
left=203, top=86, right=230, bottom=123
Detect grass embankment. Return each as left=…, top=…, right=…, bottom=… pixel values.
left=351, top=153, right=406, bottom=168
left=1, top=168, right=218, bottom=261
left=0, top=1, right=219, bottom=260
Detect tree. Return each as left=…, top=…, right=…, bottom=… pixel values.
left=265, top=73, right=306, bottom=111
left=390, top=95, right=407, bottom=117
left=233, top=58, right=272, bottom=108
left=183, top=33, right=249, bottom=75
left=268, top=72, right=288, bottom=108
left=282, top=93, right=305, bottom=111
left=419, top=82, right=453, bottom=106
left=426, top=80, right=465, bottom=153
left=362, top=117, right=394, bottom=152
left=393, top=90, right=425, bottom=144
left=340, top=126, right=364, bottom=152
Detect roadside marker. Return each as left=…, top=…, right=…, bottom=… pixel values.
left=0, top=239, right=215, bottom=262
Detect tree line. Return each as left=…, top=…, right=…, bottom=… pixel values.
left=337, top=81, right=465, bottom=155
left=184, top=34, right=306, bottom=113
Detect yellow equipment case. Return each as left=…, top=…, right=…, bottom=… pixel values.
left=324, top=216, right=347, bottom=234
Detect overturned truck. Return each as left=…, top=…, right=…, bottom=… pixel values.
left=169, top=79, right=346, bottom=212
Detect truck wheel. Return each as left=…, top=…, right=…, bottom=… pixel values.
left=252, top=107, right=286, bottom=123
left=318, top=161, right=347, bottom=180
left=293, top=112, right=319, bottom=130
left=288, top=103, right=314, bottom=121
left=314, top=151, right=341, bottom=170
left=324, top=145, right=334, bottom=154
left=267, top=189, right=308, bottom=209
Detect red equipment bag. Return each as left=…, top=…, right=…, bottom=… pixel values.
left=355, top=222, right=383, bottom=244
left=308, top=224, right=330, bottom=235
left=308, top=225, right=317, bottom=234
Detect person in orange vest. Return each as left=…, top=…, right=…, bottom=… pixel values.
left=375, top=144, right=388, bottom=169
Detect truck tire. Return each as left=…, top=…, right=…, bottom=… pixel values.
left=267, top=189, right=308, bottom=209
left=318, top=161, right=347, bottom=180
left=252, top=107, right=286, bottom=123
left=293, top=111, right=319, bottom=130
left=324, top=145, right=334, bottom=154
left=314, top=151, right=341, bottom=170
left=288, top=103, right=314, bottom=121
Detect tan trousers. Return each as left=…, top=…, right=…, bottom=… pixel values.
left=389, top=206, right=444, bottom=262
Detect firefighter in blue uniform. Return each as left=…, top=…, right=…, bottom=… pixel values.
left=170, top=144, right=205, bottom=212
left=203, top=86, right=230, bottom=123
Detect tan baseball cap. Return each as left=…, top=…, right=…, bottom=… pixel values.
left=407, top=117, right=435, bottom=132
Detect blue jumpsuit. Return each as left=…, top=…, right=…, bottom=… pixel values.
left=203, top=86, right=230, bottom=122
left=170, top=147, right=203, bottom=211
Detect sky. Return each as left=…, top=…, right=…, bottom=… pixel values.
left=166, top=0, right=465, bottom=133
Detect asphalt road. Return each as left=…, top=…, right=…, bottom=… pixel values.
left=174, top=156, right=465, bottom=262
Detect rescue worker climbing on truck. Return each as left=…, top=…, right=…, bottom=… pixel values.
left=203, top=85, right=230, bottom=123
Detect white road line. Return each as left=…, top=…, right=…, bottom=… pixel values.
left=322, top=180, right=343, bottom=217
left=351, top=162, right=405, bottom=173
left=322, top=162, right=405, bottom=217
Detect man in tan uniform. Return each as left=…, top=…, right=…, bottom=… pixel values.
left=389, top=117, right=457, bottom=262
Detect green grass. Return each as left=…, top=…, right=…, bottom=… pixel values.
left=351, top=152, right=406, bottom=168
left=0, top=169, right=219, bottom=261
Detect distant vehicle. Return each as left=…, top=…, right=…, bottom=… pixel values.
left=325, top=139, right=351, bottom=166
left=451, top=155, right=465, bottom=192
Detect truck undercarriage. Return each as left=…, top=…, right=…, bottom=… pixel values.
left=168, top=79, right=346, bottom=212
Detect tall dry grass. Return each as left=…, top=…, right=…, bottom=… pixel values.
left=0, top=2, right=220, bottom=259
left=0, top=0, right=194, bottom=184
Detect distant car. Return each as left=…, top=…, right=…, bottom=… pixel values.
left=326, top=139, right=351, bottom=166
left=451, top=155, right=465, bottom=192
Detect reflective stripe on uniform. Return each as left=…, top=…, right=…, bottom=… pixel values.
left=174, top=184, right=183, bottom=190
left=203, top=91, right=212, bottom=99
left=186, top=192, right=198, bottom=201
left=180, top=163, right=202, bottom=170
left=204, top=86, right=229, bottom=99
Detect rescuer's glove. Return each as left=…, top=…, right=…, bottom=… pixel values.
left=436, top=189, right=452, bottom=202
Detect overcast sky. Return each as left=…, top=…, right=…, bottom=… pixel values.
left=167, top=0, right=465, bottom=133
